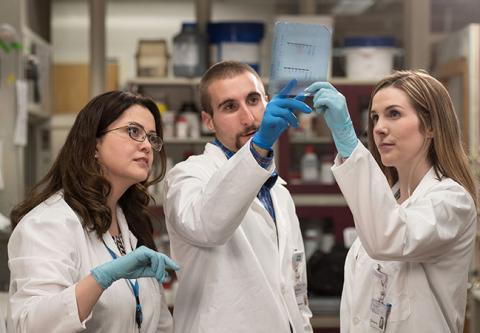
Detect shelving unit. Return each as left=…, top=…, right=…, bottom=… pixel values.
left=164, top=137, right=212, bottom=145
left=126, top=76, right=376, bottom=243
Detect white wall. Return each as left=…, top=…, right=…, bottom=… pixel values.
left=52, top=1, right=276, bottom=86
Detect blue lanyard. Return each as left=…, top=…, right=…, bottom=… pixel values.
left=103, top=241, right=143, bottom=329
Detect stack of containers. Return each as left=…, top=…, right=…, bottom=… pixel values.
left=343, top=36, right=397, bottom=80
left=207, top=22, right=265, bottom=73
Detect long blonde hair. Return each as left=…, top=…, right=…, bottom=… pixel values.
left=367, top=70, right=477, bottom=206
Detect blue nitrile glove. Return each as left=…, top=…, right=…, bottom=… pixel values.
left=305, top=82, right=358, bottom=158
left=253, top=79, right=312, bottom=150
left=91, top=246, right=180, bottom=290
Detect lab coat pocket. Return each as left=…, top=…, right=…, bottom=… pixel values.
left=375, top=261, right=411, bottom=323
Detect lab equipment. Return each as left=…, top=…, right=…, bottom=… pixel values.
left=343, top=36, right=397, bottom=79
left=301, top=145, right=319, bottom=183
left=178, top=102, right=201, bottom=138
left=303, top=224, right=323, bottom=260
left=269, top=21, right=331, bottom=96
left=320, top=155, right=335, bottom=185
left=175, top=115, right=189, bottom=139
left=91, top=245, right=179, bottom=290
left=173, top=23, right=207, bottom=78
left=252, top=80, right=311, bottom=150
left=305, top=82, right=358, bottom=157
left=208, top=22, right=264, bottom=73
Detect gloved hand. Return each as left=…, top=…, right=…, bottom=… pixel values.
left=91, top=246, right=180, bottom=290
left=305, top=82, right=358, bottom=158
left=253, top=79, right=312, bottom=150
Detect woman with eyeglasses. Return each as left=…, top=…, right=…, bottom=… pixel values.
left=7, top=91, right=179, bottom=332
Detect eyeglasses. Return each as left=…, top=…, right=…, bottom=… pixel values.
left=101, top=122, right=163, bottom=152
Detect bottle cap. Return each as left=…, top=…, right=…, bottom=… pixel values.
left=305, top=145, right=315, bottom=153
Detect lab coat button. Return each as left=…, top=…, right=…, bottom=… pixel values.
left=353, top=317, right=360, bottom=325
left=280, top=284, right=286, bottom=294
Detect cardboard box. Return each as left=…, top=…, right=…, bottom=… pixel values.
left=136, top=39, right=168, bottom=77
left=53, top=62, right=119, bottom=114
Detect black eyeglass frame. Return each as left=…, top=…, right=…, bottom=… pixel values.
left=100, top=122, right=163, bottom=152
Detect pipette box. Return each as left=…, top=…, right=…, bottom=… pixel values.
left=269, top=21, right=332, bottom=96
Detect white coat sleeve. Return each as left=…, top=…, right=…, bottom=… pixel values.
left=7, top=211, right=85, bottom=333
left=331, top=143, right=477, bottom=262
left=164, top=143, right=273, bottom=247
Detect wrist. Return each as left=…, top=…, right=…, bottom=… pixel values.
left=91, top=266, right=113, bottom=290
left=252, top=134, right=272, bottom=150
left=252, top=143, right=270, bottom=157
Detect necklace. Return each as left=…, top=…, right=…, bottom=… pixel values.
left=103, top=240, right=143, bottom=329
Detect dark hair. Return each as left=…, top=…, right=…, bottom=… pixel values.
left=10, top=90, right=167, bottom=250
left=199, top=61, right=264, bottom=115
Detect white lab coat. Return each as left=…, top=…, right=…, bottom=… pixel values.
left=164, top=140, right=313, bottom=333
left=7, top=193, right=173, bottom=333
left=332, top=142, right=477, bottom=332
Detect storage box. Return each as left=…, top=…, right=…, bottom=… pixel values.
left=53, top=62, right=119, bottom=114
left=343, top=36, right=397, bottom=80
left=136, top=39, right=168, bottom=77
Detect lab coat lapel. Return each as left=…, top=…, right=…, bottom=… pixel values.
left=101, top=230, right=121, bottom=257
left=116, top=206, right=138, bottom=252
left=204, top=142, right=229, bottom=168
left=400, top=168, right=439, bottom=206
left=100, top=206, right=138, bottom=257
left=271, top=176, right=288, bottom=261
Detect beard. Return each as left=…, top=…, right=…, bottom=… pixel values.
left=235, top=125, right=259, bottom=150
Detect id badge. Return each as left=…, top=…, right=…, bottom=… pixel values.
left=292, top=250, right=304, bottom=281
left=294, top=282, right=308, bottom=308
left=373, top=265, right=388, bottom=301
left=292, top=250, right=307, bottom=308
left=369, top=299, right=391, bottom=332
left=292, top=249, right=304, bottom=270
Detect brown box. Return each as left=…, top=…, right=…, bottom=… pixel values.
left=136, top=39, right=168, bottom=77
left=53, top=62, right=119, bottom=114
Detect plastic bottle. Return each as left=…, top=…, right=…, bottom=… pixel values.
left=321, top=218, right=335, bottom=253
left=178, top=102, right=201, bottom=138
left=172, top=23, right=207, bottom=78
left=301, top=145, right=319, bottom=183
left=175, top=115, right=189, bottom=138
left=320, top=155, right=335, bottom=185
left=303, top=226, right=323, bottom=260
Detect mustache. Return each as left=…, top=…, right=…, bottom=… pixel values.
left=238, top=126, right=259, bottom=138
left=235, top=125, right=259, bottom=150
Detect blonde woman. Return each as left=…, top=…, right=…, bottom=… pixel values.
left=306, top=70, right=477, bottom=332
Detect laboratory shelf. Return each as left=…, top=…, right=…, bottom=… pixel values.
left=127, top=76, right=376, bottom=87
left=292, top=193, right=346, bottom=207
left=128, top=76, right=201, bottom=86
left=164, top=137, right=212, bottom=144
left=27, top=103, right=50, bottom=120
left=287, top=184, right=341, bottom=195
left=290, top=136, right=333, bottom=144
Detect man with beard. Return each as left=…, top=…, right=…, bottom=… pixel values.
left=163, top=61, right=314, bottom=333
